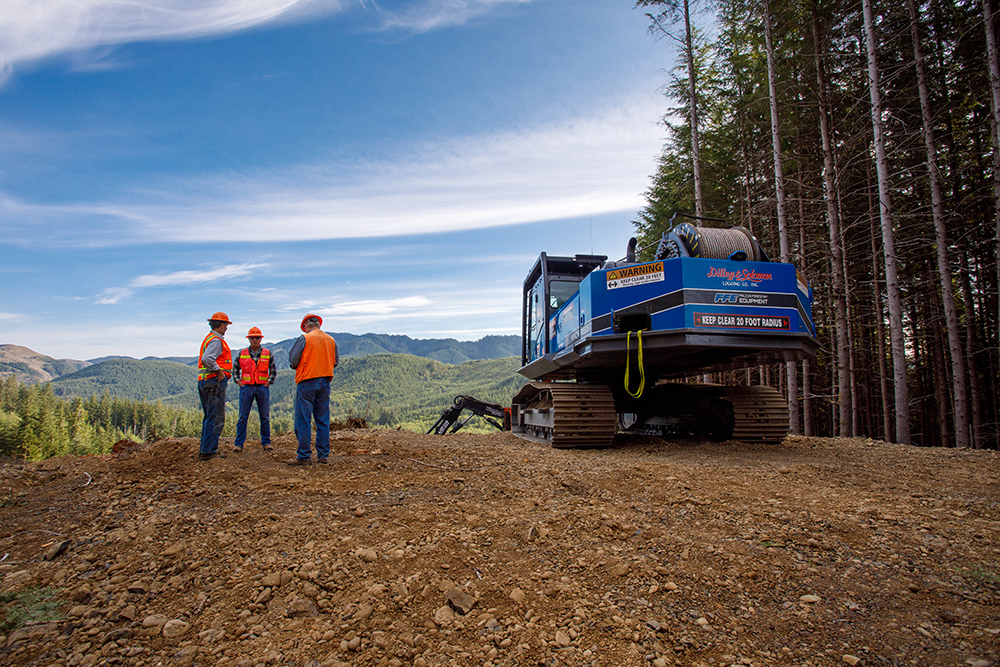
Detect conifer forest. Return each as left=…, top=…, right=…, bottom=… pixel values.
left=632, top=0, right=1000, bottom=448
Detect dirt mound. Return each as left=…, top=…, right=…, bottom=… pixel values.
left=1, top=431, right=998, bottom=667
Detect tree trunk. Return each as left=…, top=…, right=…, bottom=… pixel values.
left=684, top=0, right=705, bottom=219
left=812, top=10, right=853, bottom=436
left=960, top=249, right=985, bottom=449
left=984, top=0, right=1000, bottom=349
left=908, top=0, right=970, bottom=447
left=926, top=274, right=952, bottom=446
left=870, top=186, right=893, bottom=442
left=798, top=169, right=811, bottom=436
left=846, top=273, right=861, bottom=437
left=863, top=0, right=911, bottom=444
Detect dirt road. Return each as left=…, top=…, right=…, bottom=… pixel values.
left=1, top=430, right=998, bottom=666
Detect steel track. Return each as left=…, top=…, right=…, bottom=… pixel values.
left=513, top=383, right=617, bottom=448
left=724, top=385, right=790, bottom=443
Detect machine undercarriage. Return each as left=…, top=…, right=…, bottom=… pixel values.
left=511, top=382, right=789, bottom=448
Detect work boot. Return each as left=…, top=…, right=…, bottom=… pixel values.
left=262, top=444, right=273, bottom=451
left=317, top=458, right=328, bottom=464
left=285, top=458, right=312, bottom=466
left=199, top=452, right=226, bottom=461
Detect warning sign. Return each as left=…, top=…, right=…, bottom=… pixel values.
left=606, top=262, right=664, bottom=290
left=693, top=313, right=790, bottom=330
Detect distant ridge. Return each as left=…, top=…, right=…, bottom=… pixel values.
left=0, top=334, right=520, bottom=383
left=266, top=333, right=519, bottom=368
left=87, top=355, right=137, bottom=364
left=84, top=333, right=519, bottom=370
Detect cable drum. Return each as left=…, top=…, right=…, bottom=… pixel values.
left=696, top=227, right=761, bottom=261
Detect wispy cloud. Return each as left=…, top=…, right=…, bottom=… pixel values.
left=327, top=296, right=432, bottom=315
left=0, top=0, right=346, bottom=84
left=3, top=97, right=662, bottom=247
left=375, top=0, right=531, bottom=32
left=310, top=288, right=519, bottom=338
left=320, top=298, right=519, bottom=334
left=96, top=263, right=266, bottom=304
left=130, top=264, right=267, bottom=288
left=0, top=0, right=539, bottom=86
left=215, top=276, right=524, bottom=339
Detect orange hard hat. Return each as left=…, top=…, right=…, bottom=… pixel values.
left=300, top=313, right=323, bottom=332
left=208, top=311, right=232, bottom=324
left=246, top=327, right=263, bottom=338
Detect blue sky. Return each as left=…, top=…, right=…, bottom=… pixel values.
left=1, top=0, right=669, bottom=360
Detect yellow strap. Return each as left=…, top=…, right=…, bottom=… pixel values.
left=625, top=330, right=645, bottom=398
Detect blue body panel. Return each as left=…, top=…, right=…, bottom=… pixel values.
left=546, top=257, right=814, bottom=361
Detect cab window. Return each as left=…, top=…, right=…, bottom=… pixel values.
left=549, top=280, right=579, bottom=309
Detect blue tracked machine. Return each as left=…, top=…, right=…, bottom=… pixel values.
left=510, top=216, right=818, bottom=448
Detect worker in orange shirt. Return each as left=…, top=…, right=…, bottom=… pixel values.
left=197, top=312, right=233, bottom=461
left=232, top=327, right=276, bottom=453
left=286, top=313, right=339, bottom=465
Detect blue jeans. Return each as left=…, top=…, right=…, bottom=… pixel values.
left=235, top=384, right=270, bottom=448
left=294, top=377, right=331, bottom=460
left=198, top=377, right=227, bottom=455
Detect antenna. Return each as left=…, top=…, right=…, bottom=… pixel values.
left=589, top=196, right=594, bottom=254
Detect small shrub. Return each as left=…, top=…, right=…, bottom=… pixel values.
left=958, top=565, right=1000, bottom=585
left=0, top=586, right=65, bottom=633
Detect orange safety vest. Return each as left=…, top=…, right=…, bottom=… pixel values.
left=198, top=332, right=233, bottom=381
left=294, top=329, right=337, bottom=384
left=238, top=348, right=271, bottom=385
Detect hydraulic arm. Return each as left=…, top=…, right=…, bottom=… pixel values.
left=428, top=395, right=510, bottom=435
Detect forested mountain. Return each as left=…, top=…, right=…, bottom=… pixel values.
left=50, top=359, right=195, bottom=401
left=32, top=333, right=519, bottom=371
left=634, top=0, right=1000, bottom=448
left=330, top=333, right=518, bottom=363
left=0, top=345, right=90, bottom=385
left=42, top=354, right=526, bottom=430
left=1, top=333, right=519, bottom=390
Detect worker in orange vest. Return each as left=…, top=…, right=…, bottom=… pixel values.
left=232, top=327, right=276, bottom=453
left=286, top=313, right=339, bottom=465
left=197, top=312, right=233, bottom=461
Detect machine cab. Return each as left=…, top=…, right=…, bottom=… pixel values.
left=521, top=252, right=606, bottom=366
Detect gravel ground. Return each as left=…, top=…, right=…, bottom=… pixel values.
left=1, top=429, right=998, bottom=667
